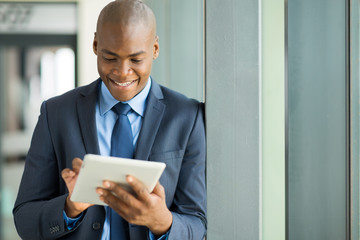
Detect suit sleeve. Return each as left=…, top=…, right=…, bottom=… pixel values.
left=13, top=101, right=76, bottom=240
left=168, top=102, right=207, bottom=239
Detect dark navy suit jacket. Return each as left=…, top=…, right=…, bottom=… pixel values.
left=13, top=79, right=206, bottom=240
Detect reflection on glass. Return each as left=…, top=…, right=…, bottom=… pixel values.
left=2, top=46, right=75, bottom=157
left=41, top=48, right=75, bottom=101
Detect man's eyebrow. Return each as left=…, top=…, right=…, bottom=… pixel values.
left=128, top=51, right=146, bottom=57
left=101, top=49, right=118, bottom=56
left=101, top=49, right=146, bottom=58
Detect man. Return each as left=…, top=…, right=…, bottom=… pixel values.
left=13, top=0, right=206, bottom=239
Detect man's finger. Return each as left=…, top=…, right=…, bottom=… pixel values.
left=96, top=186, right=132, bottom=216
left=72, top=158, right=83, bottom=173
left=152, top=181, right=165, bottom=199
left=61, top=168, right=75, bottom=180
left=126, top=175, right=150, bottom=202
left=102, top=181, right=138, bottom=206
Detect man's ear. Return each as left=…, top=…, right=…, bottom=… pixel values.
left=93, top=32, right=98, bottom=55
left=153, top=35, right=160, bottom=60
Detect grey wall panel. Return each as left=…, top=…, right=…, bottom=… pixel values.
left=206, top=0, right=260, bottom=239
left=145, top=0, right=204, bottom=101
left=287, top=0, right=347, bottom=239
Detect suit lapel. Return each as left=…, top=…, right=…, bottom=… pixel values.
left=76, top=80, right=101, bottom=155
left=135, top=81, right=165, bottom=160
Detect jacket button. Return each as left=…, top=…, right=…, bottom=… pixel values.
left=92, top=222, right=101, bottom=230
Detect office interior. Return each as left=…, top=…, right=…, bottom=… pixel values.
left=0, top=0, right=358, bottom=239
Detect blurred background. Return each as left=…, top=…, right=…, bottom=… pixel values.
left=0, top=2, right=77, bottom=239
left=0, top=0, right=359, bottom=240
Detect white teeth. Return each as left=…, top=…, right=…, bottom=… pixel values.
left=113, top=80, right=133, bottom=87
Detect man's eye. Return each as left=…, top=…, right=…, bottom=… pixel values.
left=103, top=56, right=116, bottom=61
left=131, top=59, right=142, bottom=63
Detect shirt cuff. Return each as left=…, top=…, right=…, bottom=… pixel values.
left=63, top=210, right=83, bottom=230
left=148, top=230, right=170, bottom=240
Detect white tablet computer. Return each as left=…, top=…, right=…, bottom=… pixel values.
left=71, top=154, right=166, bottom=206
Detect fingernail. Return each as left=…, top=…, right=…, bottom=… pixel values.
left=96, top=189, right=103, bottom=195
left=103, top=181, right=110, bottom=188
left=127, top=176, right=133, bottom=183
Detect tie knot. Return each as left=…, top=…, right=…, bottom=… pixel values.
left=112, top=102, right=131, bottom=115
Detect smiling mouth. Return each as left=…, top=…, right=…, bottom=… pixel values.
left=110, top=78, right=137, bottom=87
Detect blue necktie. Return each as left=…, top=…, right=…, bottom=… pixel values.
left=109, top=102, right=133, bottom=239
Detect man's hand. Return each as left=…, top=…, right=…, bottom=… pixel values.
left=61, top=158, right=93, bottom=218
left=96, top=176, right=173, bottom=236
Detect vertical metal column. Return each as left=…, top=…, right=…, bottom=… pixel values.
left=205, top=0, right=261, bottom=239
left=287, top=0, right=348, bottom=239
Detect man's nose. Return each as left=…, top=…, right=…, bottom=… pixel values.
left=112, top=61, right=133, bottom=77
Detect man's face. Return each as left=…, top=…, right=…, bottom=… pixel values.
left=93, top=22, right=159, bottom=102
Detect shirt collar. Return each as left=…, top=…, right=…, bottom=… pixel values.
left=99, top=77, right=151, bottom=117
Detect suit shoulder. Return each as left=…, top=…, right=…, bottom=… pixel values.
left=159, top=85, right=202, bottom=110
left=46, top=80, right=99, bottom=106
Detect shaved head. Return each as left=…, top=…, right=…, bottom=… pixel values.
left=97, top=0, right=156, bottom=38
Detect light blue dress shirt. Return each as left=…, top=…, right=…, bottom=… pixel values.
left=63, top=77, right=169, bottom=240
